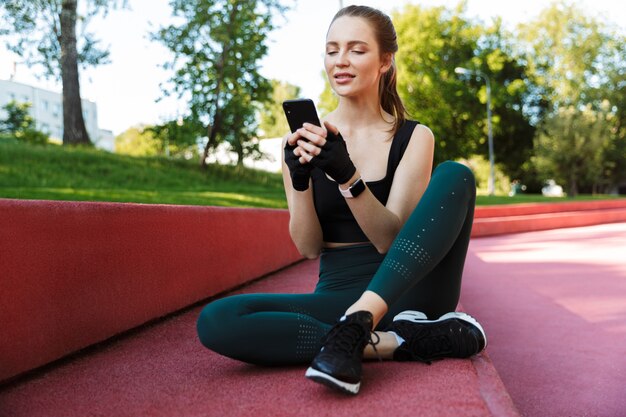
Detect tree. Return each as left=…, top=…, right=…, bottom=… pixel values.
left=393, top=3, right=537, bottom=176
left=153, top=0, right=288, bottom=167
left=518, top=1, right=626, bottom=193
left=0, top=100, right=34, bottom=133
left=147, top=117, right=205, bottom=158
left=0, top=100, right=49, bottom=144
left=258, top=79, right=300, bottom=138
left=0, top=0, right=125, bottom=145
left=533, top=103, right=613, bottom=196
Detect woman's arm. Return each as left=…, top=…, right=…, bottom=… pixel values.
left=343, top=124, right=434, bottom=253
left=281, top=134, right=324, bottom=259
left=297, top=122, right=434, bottom=254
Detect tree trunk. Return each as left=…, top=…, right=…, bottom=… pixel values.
left=201, top=113, right=221, bottom=168
left=60, top=0, right=90, bottom=145
left=200, top=3, right=237, bottom=168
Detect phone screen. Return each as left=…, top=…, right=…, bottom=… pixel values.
left=282, top=99, right=321, bottom=133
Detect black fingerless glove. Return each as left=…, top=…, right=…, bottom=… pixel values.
left=284, top=142, right=313, bottom=191
left=310, top=130, right=356, bottom=184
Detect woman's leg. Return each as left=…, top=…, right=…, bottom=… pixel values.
left=197, top=244, right=383, bottom=365
left=197, top=292, right=353, bottom=365
left=306, top=161, right=483, bottom=393
left=355, top=160, right=476, bottom=319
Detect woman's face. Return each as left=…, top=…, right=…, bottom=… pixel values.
left=325, top=16, right=390, bottom=98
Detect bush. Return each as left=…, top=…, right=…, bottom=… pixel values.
left=458, top=155, right=511, bottom=195
left=15, top=128, right=49, bottom=145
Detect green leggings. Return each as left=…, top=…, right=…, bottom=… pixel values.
left=197, top=161, right=476, bottom=365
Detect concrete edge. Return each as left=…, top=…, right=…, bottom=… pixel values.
left=472, top=352, right=521, bottom=417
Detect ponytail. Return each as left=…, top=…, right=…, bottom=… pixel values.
left=379, top=60, right=406, bottom=136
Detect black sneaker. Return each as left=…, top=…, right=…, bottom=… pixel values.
left=305, top=311, right=376, bottom=395
left=388, top=311, right=487, bottom=363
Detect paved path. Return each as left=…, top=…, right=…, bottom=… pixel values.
left=461, top=222, right=626, bottom=417
left=0, top=260, right=515, bottom=417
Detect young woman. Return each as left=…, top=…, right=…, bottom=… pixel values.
left=197, top=5, right=486, bottom=395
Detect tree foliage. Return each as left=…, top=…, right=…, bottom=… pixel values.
left=317, top=71, right=338, bottom=117
left=0, top=0, right=126, bottom=145
left=0, top=100, right=34, bottom=133
left=533, top=103, right=615, bottom=196
left=518, top=0, right=625, bottom=194
left=153, top=0, right=288, bottom=167
left=258, top=79, right=300, bottom=138
left=148, top=117, right=205, bottom=159
left=114, top=126, right=161, bottom=156
left=0, top=100, right=49, bottom=144
left=393, top=3, right=538, bottom=175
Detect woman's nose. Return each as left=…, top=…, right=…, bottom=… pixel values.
left=335, top=51, right=349, bottom=67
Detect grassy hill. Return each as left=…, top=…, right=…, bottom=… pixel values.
left=0, top=138, right=287, bottom=208
left=0, top=138, right=621, bottom=208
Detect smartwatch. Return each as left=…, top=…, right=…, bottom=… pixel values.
left=339, top=177, right=366, bottom=199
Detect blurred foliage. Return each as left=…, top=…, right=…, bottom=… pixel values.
left=458, top=155, right=510, bottom=196
left=115, top=126, right=161, bottom=156
left=0, top=101, right=49, bottom=145
left=393, top=2, right=539, bottom=179
left=317, top=71, right=339, bottom=117
left=152, top=0, right=289, bottom=167
left=517, top=1, right=625, bottom=195
left=258, top=79, right=301, bottom=138
left=533, top=102, right=617, bottom=196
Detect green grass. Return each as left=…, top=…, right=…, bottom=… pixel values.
left=0, top=138, right=622, bottom=208
left=475, top=193, right=624, bottom=205
left=0, top=138, right=287, bottom=208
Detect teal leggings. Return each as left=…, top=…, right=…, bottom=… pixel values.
left=197, top=161, right=476, bottom=365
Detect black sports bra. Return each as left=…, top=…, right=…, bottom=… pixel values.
left=312, top=120, right=420, bottom=243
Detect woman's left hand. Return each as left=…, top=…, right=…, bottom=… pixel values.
left=296, top=121, right=356, bottom=185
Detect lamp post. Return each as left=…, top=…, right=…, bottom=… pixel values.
left=455, top=67, right=495, bottom=196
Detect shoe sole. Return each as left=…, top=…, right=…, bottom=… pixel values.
left=393, top=311, right=488, bottom=348
left=305, top=367, right=360, bottom=395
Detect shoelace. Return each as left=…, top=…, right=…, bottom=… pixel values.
left=322, top=321, right=381, bottom=359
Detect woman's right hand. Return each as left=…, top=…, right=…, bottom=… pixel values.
left=282, top=131, right=324, bottom=258
left=284, top=131, right=313, bottom=191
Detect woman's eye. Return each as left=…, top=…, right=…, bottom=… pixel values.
left=351, top=50, right=365, bottom=55
left=326, top=51, right=338, bottom=56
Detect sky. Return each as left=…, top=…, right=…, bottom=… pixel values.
left=0, top=0, right=624, bottom=136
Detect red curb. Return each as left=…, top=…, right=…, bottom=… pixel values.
left=0, top=198, right=302, bottom=382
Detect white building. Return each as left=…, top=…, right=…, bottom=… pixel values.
left=0, top=78, right=114, bottom=151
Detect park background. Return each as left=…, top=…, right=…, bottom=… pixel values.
left=1, top=0, right=625, bottom=206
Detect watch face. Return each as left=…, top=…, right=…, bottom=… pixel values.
left=349, top=178, right=366, bottom=198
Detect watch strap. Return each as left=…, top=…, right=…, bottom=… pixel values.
left=339, top=177, right=366, bottom=198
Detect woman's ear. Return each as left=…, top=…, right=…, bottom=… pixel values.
left=380, top=53, right=393, bottom=74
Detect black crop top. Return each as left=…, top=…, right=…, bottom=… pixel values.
left=312, top=120, right=420, bottom=243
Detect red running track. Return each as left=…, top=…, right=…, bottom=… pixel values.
left=0, top=262, right=515, bottom=417
left=2, top=222, right=623, bottom=416
left=461, top=222, right=626, bottom=417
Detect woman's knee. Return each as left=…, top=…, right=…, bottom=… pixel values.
left=434, top=160, right=474, bottom=179
left=196, top=297, right=239, bottom=350
left=433, top=161, right=476, bottom=191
